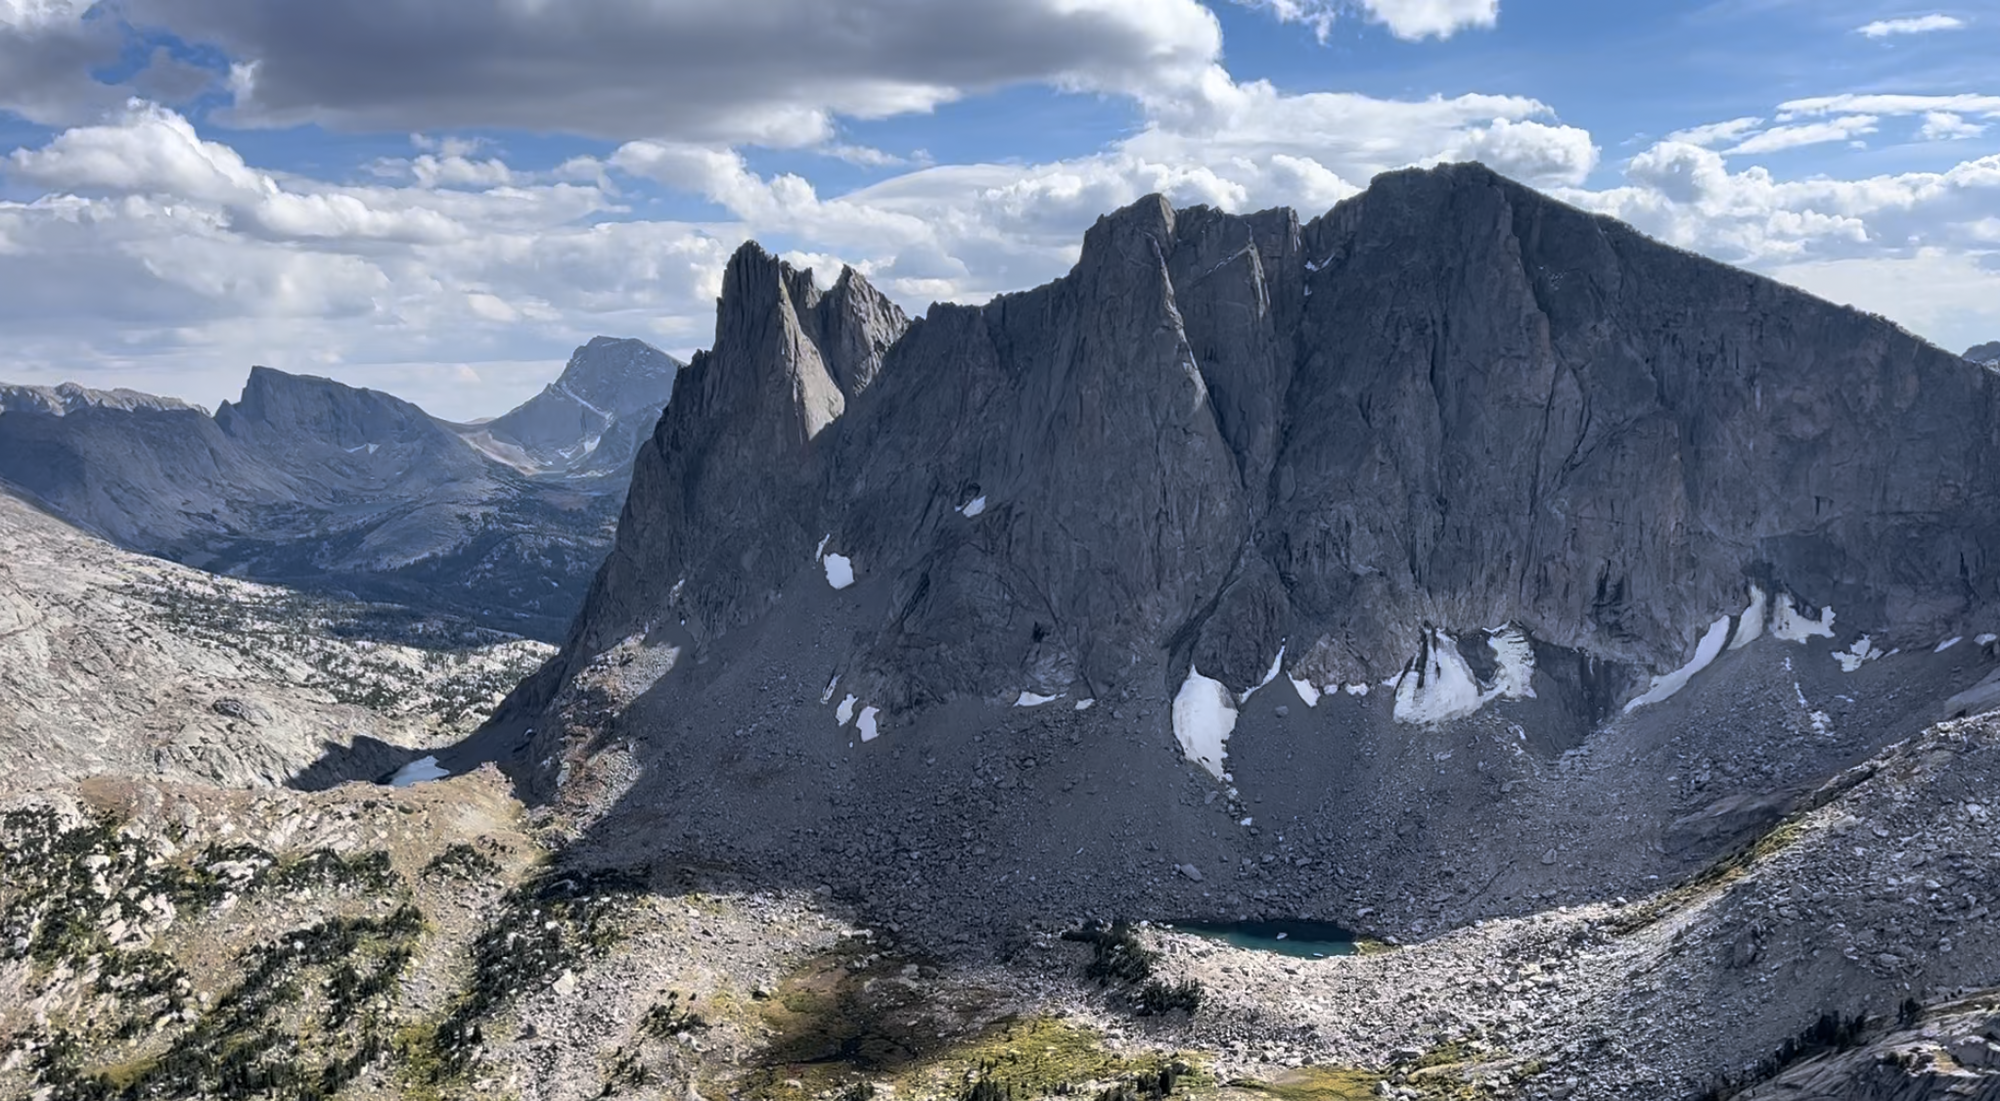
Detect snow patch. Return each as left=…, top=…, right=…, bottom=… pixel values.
left=388, top=756, right=449, bottom=788
left=1937, top=636, right=1964, bottom=653
left=1289, top=676, right=1321, bottom=709
left=820, top=676, right=839, bottom=704
left=1392, top=628, right=1537, bottom=725
left=1171, top=667, right=1237, bottom=779
left=1345, top=683, right=1370, bottom=697
left=857, top=706, right=880, bottom=742
left=1623, top=616, right=1732, bottom=713
left=1014, top=691, right=1058, bottom=707
left=1771, top=599, right=1836, bottom=642
left=1238, top=645, right=1285, bottom=704
left=823, top=554, right=854, bottom=590
left=1730, top=587, right=1767, bottom=650
left=814, top=534, right=831, bottom=559
left=1485, top=627, right=1537, bottom=699
left=1393, top=631, right=1487, bottom=725
left=556, top=380, right=610, bottom=419
left=1979, top=634, right=1999, bottom=646
left=1074, top=698, right=1096, bottom=711
left=836, top=694, right=857, bottom=726
left=1834, top=637, right=1881, bottom=673
left=959, top=495, right=988, bottom=518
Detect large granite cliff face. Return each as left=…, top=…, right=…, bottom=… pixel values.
left=554, top=163, right=2000, bottom=709
left=508, top=164, right=2000, bottom=952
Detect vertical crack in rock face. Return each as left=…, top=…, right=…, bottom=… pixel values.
left=503, top=163, right=2000, bottom=931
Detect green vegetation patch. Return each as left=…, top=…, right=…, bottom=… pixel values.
left=739, top=938, right=1202, bottom=1101
left=1224, top=1067, right=1387, bottom=1101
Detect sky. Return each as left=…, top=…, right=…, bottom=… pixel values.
left=1, top=0, right=1996, bottom=421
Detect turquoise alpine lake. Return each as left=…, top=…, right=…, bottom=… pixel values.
left=1159, top=919, right=1357, bottom=958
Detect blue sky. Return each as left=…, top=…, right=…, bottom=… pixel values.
left=1, top=0, right=1996, bottom=419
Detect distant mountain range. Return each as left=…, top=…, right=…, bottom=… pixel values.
left=453, top=336, right=681, bottom=479
left=1968, top=341, right=2000, bottom=367
left=0, top=337, right=679, bottom=640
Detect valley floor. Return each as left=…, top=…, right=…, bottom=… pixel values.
left=4, top=716, right=1997, bottom=1101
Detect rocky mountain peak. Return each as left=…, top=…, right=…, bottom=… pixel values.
left=547, top=337, right=680, bottom=421
left=570, top=248, right=906, bottom=655
left=471, top=337, right=682, bottom=478
left=217, top=365, right=447, bottom=453
left=1969, top=340, right=2000, bottom=367
left=809, top=265, right=910, bottom=397
left=702, top=242, right=907, bottom=444
left=0, top=381, right=201, bottom=417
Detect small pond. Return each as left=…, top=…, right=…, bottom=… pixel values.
left=1158, top=919, right=1357, bottom=959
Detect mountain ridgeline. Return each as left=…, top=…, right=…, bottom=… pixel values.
left=507, top=163, right=2000, bottom=949
left=0, top=338, right=680, bottom=640
left=550, top=161, right=1999, bottom=718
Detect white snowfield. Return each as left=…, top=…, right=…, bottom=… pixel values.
left=1624, top=617, right=1732, bottom=713
left=1770, top=591, right=1836, bottom=641
left=1289, top=675, right=1322, bottom=708
left=1172, top=667, right=1238, bottom=780
left=1392, top=626, right=1538, bottom=725
left=1835, top=636, right=1883, bottom=673
left=823, top=553, right=854, bottom=590
left=389, top=755, right=450, bottom=787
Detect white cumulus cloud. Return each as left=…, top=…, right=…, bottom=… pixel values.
left=1919, top=112, right=1988, bottom=141
left=1857, top=14, right=1966, bottom=37
left=1235, top=0, right=1499, bottom=41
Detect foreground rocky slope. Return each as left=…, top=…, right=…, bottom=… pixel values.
left=2, top=716, right=1994, bottom=1101
left=0, top=336, right=679, bottom=640
left=0, top=481, right=550, bottom=792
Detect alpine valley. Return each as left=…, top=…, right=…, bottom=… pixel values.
left=0, top=336, right=680, bottom=642
left=4, top=166, right=1999, bottom=1101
